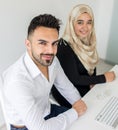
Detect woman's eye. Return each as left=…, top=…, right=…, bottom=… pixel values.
left=77, top=21, right=83, bottom=24
left=88, top=20, right=92, bottom=24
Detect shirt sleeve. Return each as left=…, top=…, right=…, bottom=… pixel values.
left=54, top=58, right=81, bottom=105
left=4, top=81, right=78, bottom=130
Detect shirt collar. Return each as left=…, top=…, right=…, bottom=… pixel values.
left=24, top=52, right=41, bottom=79
left=24, top=52, right=57, bottom=79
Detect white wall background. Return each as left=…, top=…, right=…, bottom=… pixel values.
left=0, top=0, right=115, bottom=74
left=106, top=0, right=118, bottom=64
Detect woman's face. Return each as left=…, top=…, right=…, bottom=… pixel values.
left=74, top=13, right=93, bottom=38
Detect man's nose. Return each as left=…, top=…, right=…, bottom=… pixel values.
left=47, top=45, right=54, bottom=53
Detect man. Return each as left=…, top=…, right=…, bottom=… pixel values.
left=2, top=14, right=87, bottom=130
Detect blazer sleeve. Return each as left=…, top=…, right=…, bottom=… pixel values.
left=57, top=40, right=106, bottom=86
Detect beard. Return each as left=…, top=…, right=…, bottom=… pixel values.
left=32, top=52, right=55, bottom=66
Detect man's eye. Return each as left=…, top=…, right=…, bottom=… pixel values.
left=52, top=42, right=58, bottom=46
left=54, top=42, right=58, bottom=46
left=39, top=42, right=46, bottom=45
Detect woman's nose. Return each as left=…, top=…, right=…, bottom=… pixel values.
left=83, top=24, right=88, bottom=29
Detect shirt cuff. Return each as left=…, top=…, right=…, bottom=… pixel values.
left=63, top=108, right=78, bottom=125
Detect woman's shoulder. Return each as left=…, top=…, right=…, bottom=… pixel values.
left=57, top=38, right=75, bottom=56
left=58, top=38, right=69, bottom=46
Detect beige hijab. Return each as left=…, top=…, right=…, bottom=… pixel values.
left=63, top=4, right=99, bottom=75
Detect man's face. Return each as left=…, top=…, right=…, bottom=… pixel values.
left=26, top=26, right=59, bottom=67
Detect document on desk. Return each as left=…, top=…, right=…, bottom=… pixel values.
left=68, top=65, right=118, bottom=130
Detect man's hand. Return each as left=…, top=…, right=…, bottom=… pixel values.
left=72, top=99, right=87, bottom=116
left=104, top=71, right=115, bottom=82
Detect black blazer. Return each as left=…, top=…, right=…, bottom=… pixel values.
left=56, top=39, right=106, bottom=96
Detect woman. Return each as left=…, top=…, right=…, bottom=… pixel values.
left=51, top=4, right=115, bottom=108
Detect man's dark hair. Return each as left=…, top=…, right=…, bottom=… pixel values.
left=27, top=14, right=61, bottom=38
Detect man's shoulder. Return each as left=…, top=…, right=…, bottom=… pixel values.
left=2, top=54, right=29, bottom=83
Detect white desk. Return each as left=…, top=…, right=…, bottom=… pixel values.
left=68, top=65, right=118, bottom=130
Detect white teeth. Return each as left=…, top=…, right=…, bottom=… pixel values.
left=80, top=30, right=87, bottom=33
left=81, top=32, right=87, bottom=34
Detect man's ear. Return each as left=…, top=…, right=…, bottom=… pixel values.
left=25, top=39, right=31, bottom=50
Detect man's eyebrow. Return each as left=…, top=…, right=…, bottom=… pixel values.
left=37, top=39, right=60, bottom=44
left=52, top=39, right=60, bottom=44
left=38, top=39, right=47, bottom=42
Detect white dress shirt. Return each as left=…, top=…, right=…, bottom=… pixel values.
left=2, top=52, right=81, bottom=130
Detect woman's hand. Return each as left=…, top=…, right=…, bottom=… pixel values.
left=104, top=71, right=115, bottom=82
